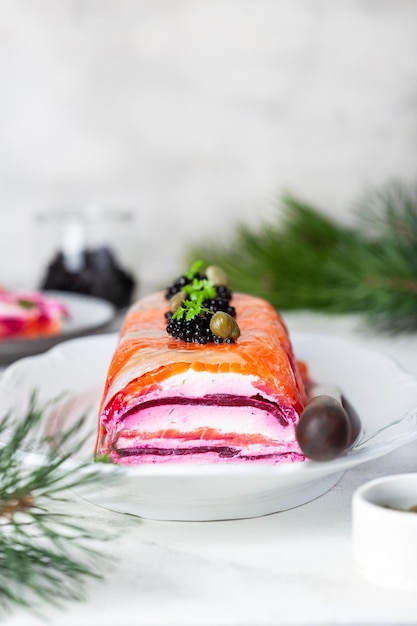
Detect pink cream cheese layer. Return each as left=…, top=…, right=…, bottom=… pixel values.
left=94, top=291, right=308, bottom=465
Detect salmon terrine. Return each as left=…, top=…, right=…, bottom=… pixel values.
left=94, top=267, right=309, bottom=464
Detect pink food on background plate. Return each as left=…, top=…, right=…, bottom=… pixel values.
left=0, top=288, right=69, bottom=340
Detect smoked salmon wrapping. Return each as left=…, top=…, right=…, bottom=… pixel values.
left=94, top=291, right=308, bottom=464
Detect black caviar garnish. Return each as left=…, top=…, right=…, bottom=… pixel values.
left=164, top=272, right=237, bottom=344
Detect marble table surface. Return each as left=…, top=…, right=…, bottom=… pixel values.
left=1, top=311, right=417, bottom=626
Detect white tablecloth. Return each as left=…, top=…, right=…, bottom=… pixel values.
left=2, top=312, right=417, bottom=626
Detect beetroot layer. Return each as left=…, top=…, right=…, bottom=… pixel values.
left=104, top=393, right=291, bottom=427
left=112, top=446, right=304, bottom=462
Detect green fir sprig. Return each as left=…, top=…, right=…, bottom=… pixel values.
left=0, top=394, right=121, bottom=616
left=186, top=181, right=417, bottom=333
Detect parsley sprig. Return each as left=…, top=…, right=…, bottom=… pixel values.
left=17, top=299, right=36, bottom=310
left=184, top=259, right=204, bottom=280
left=171, top=268, right=217, bottom=322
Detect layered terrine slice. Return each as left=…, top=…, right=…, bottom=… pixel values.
left=95, top=265, right=308, bottom=465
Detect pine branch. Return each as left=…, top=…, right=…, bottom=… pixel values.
left=185, top=181, right=417, bottom=333
left=0, top=393, right=124, bottom=617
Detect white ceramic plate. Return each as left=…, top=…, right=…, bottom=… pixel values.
left=0, top=291, right=115, bottom=365
left=0, top=332, right=416, bottom=521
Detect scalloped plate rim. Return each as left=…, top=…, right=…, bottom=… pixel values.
left=0, top=331, right=416, bottom=520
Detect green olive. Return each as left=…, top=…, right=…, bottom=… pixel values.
left=206, top=265, right=229, bottom=287
left=169, top=290, right=186, bottom=313
left=210, top=311, right=240, bottom=340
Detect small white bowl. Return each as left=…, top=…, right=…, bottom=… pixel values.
left=352, top=473, right=417, bottom=591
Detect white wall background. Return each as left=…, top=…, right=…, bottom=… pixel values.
left=0, top=0, right=416, bottom=291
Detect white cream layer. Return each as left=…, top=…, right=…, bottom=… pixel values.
left=122, top=370, right=279, bottom=406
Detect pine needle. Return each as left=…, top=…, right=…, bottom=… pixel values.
left=185, top=181, right=417, bottom=333
left=0, top=393, right=123, bottom=617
